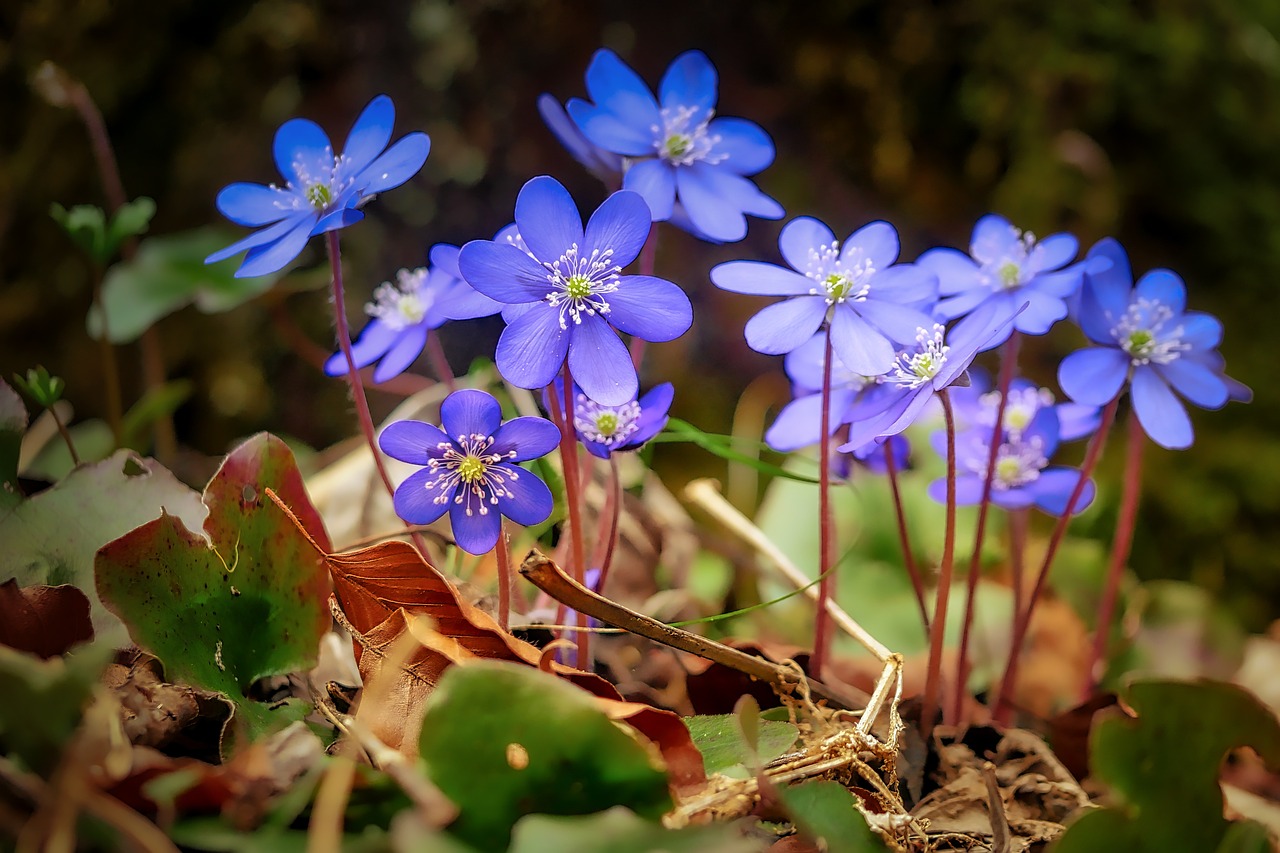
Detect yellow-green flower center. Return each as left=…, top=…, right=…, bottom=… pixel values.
left=825, top=272, right=854, bottom=300
left=994, top=456, right=1023, bottom=484
left=456, top=454, right=486, bottom=483
left=565, top=274, right=592, bottom=301
left=663, top=133, right=692, bottom=159
left=998, top=260, right=1022, bottom=288
left=1125, top=329, right=1154, bottom=357
left=306, top=182, right=333, bottom=210
left=594, top=412, right=619, bottom=437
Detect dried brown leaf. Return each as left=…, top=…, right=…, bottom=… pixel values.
left=0, top=580, right=93, bottom=658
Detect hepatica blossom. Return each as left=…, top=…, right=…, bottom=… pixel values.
left=207, top=95, right=430, bottom=277
left=380, top=389, right=559, bottom=554
left=920, top=214, right=1088, bottom=348
left=1058, top=239, right=1250, bottom=449
left=549, top=378, right=674, bottom=459
left=324, top=244, right=502, bottom=383
left=712, top=216, right=938, bottom=375
left=950, top=371, right=1101, bottom=443
left=457, top=176, right=693, bottom=407
left=563, top=49, right=783, bottom=243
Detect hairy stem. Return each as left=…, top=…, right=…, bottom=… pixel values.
left=922, top=390, right=959, bottom=736
left=952, top=333, right=1020, bottom=723
left=811, top=325, right=837, bottom=680
left=495, top=522, right=513, bottom=630
left=589, top=454, right=623, bottom=597
left=883, top=440, right=929, bottom=633
left=991, top=396, right=1118, bottom=724
left=424, top=332, right=457, bottom=393
left=1082, top=409, right=1144, bottom=698
left=548, top=365, right=590, bottom=668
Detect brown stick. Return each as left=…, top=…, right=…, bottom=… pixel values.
left=519, top=550, right=863, bottom=710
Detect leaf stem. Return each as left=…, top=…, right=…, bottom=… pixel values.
left=48, top=403, right=80, bottom=466
left=921, top=390, right=958, bottom=736
left=811, top=324, right=836, bottom=680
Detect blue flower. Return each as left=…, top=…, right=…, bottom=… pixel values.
left=918, top=214, right=1090, bottom=349
left=926, top=404, right=1096, bottom=515
left=563, top=49, right=783, bottom=243
left=323, top=244, right=503, bottom=383
left=538, top=94, right=623, bottom=184
left=712, top=216, right=938, bottom=375
left=1058, top=238, right=1250, bottom=450
left=948, top=371, right=1101, bottom=444
left=379, top=389, right=559, bottom=554
left=548, top=378, right=674, bottom=459
left=457, top=176, right=693, bottom=407
left=207, top=95, right=430, bottom=278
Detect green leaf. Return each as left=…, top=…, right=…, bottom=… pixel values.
left=0, top=379, right=27, bottom=509
left=11, top=366, right=66, bottom=408
left=95, top=434, right=332, bottom=748
left=1055, top=679, right=1280, bottom=853
left=88, top=229, right=284, bottom=344
left=686, top=713, right=799, bottom=777
left=105, top=197, right=156, bottom=249
left=654, top=418, right=820, bottom=484
left=509, top=807, right=762, bottom=853
left=418, top=661, right=671, bottom=851
left=0, top=642, right=114, bottom=775
left=0, top=450, right=206, bottom=646
left=779, top=781, right=886, bottom=852
left=50, top=202, right=109, bottom=263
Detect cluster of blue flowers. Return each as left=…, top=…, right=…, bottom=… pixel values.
left=205, top=49, right=1248, bottom=556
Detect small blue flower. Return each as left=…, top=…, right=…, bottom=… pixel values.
left=927, top=404, right=1096, bottom=515
left=712, top=216, right=938, bottom=375
left=548, top=378, right=674, bottom=459
left=919, top=214, right=1090, bottom=349
left=563, top=49, right=783, bottom=243
left=948, top=371, right=1101, bottom=444
left=380, top=389, right=559, bottom=554
left=457, top=176, right=693, bottom=407
left=207, top=95, right=430, bottom=278
left=1058, top=238, right=1250, bottom=450
left=538, top=93, right=624, bottom=184
left=324, top=244, right=503, bottom=383
left=765, top=332, right=890, bottom=452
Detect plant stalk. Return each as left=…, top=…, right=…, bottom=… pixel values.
left=921, top=390, right=959, bottom=735
left=883, top=439, right=929, bottom=633
left=810, top=325, right=837, bottom=680
left=548, top=365, right=590, bottom=668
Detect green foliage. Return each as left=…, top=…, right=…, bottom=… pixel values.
left=10, top=366, right=66, bottom=408
left=49, top=197, right=155, bottom=267
left=778, top=781, right=886, bottom=852
left=508, top=808, right=761, bottom=853
left=417, top=661, right=671, bottom=851
left=88, top=229, right=284, bottom=344
left=0, top=642, right=113, bottom=775
left=1055, top=679, right=1280, bottom=852
left=0, top=380, right=27, bottom=510
left=94, top=434, right=331, bottom=748
left=654, top=418, right=820, bottom=485
left=686, top=712, right=799, bottom=777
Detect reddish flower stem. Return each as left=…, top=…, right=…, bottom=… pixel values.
left=1082, top=409, right=1145, bottom=699
left=425, top=333, right=457, bottom=393
left=589, top=455, right=624, bottom=597
left=495, top=521, right=513, bottom=630
left=883, top=440, right=930, bottom=633
left=951, top=332, right=1020, bottom=723
left=810, top=325, right=837, bottom=680
left=549, top=363, right=590, bottom=668
left=991, top=396, right=1118, bottom=724
left=1008, top=508, right=1029, bottom=616
left=921, top=390, right=959, bottom=737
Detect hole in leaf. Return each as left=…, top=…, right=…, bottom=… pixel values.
left=241, top=484, right=257, bottom=503
left=122, top=457, right=147, bottom=477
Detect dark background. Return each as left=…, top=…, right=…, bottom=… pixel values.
left=3, top=0, right=1277, bottom=628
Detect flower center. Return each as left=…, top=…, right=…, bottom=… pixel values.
left=980, top=227, right=1037, bottom=291
left=886, top=325, right=949, bottom=389
left=574, top=395, right=642, bottom=446
left=652, top=105, right=724, bottom=167
left=366, top=268, right=432, bottom=331
left=1111, top=298, right=1188, bottom=365
left=804, top=242, right=874, bottom=306
left=977, top=386, right=1054, bottom=437
left=305, top=182, right=333, bottom=210
left=543, top=243, right=622, bottom=330
left=281, top=147, right=356, bottom=214
left=967, top=435, right=1049, bottom=490
left=424, top=433, right=520, bottom=517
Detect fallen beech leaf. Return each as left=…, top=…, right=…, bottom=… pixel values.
left=0, top=580, right=93, bottom=657
left=597, top=698, right=707, bottom=792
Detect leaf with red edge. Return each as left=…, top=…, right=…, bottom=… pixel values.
left=0, top=581, right=93, bottom=658
left=95, top=434, right=331, bottom=749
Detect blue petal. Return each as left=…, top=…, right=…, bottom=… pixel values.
left=659, top=50, right=717, bottom=113
left=855, top=300, right=937, bottom=346
left=568, top=314, right=636, bottom=406
left=1058, top=347, right=1129, bottom=405
left=969, top=214, right=1019, bottom=266
left=215, top=183, right=294, bottom=227
left=843, top=220, right=900, bottom=270
left=1087, top=238, right=1133, bottom=289
left=870, top=264, right=937, bottom=308
left=373, top=325, right=428, bottom=383
left=1135, top=269, right=1187, bottom=316
left=1031, top=468, right=1096, bottom=516
left=765, top=393, right=824, bottom=451
left=779, top=216, right=837, bottom=271
left=496, top=463, right=555, bottom=526
left=1131, top=366, right=1192, bottom=449
left=622, top=160, right=676, bottom=221
left=312, top=206, right=364, bottom=234
left=449, top=500, right=502, bottom=555
left=458, top=240, right=553, bottom=303
left=1056, top=402, right=1102, bottom=442
left=567, top=100, right=657, bottom=157
left=675, top=165, right=747, bottom=243
left=205, top=214, right=305, bottom=265
left=830, top=305, right=895, bottom=375
left=583, top=190, right=651, bottom=266
left=783, top=333, right=828, bottom=389
left=744, top=297, right=827, bottom=355
left=841, top=396, right=913, bottom=451
left=393, top=467, right=451, bottom=525
left=1027, top=233, right=1077, bottom=274
left=933, top=288, right=991, bottom=322
left=1012, top=289, right=1068, bottom=335
left=429, top=243, right=462, bottom=278
left=273, top=118, right=333, bottom=187
left=324, top=321, right=399, bottom=376
left=438, top=279, right=504, bottom=321
left=917, top=247, right=982, bottom=297
left=630, top=382, right=676, bottom=445
left=497, top=307, right=570, bottom=390
left=358, top=132, right=430, bottom=194
left=708, top=117, right=775, bottom=175
left=583, top=49, right=661, bottom=128
left=440, top=388, right=502, bottom=439
left=711, top=261, right=812, bottom=296
left=342, top=95, right=394, bottom=175
left=1180, top=312, right=1223, bottom=351
left=234, top=216, right=315, bottom=278
left=515, top=176, right=584, bottom=262
left=607, top=275, right=693, bottom=342
left=1156, top=358, right=1228, bottom=409
left=537, top=94, right=622, bottom=180
left=948, top=296, right=1016, bottom=354
left=491, top=417, right=561, bottom=461
left=380, top=420, right=451, bottom=464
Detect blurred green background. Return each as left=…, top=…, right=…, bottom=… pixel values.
left=2, top=0, right=1276, bottom=629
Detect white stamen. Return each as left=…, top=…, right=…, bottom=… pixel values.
left=1110, top=298, right=1188, bottom=365
left=365, top=268, right=432, bottom=331
left=542, top=242, right=622, bottom=330
left=650, top=105, right=725, bottom=167
left=423, top=433, right=520, bottom=517
left=802, top=241, right=875, bottom=306
left=573, top=394, right=642, bottom=446
left=977, top=385, right=1055, bottom=436
left=887, top=325, right=950, bottom=389
left=977, top=225, right=1038, bottom=291
left=967, top=435, right=1049, bottom=490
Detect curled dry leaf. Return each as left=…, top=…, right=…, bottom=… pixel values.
left=0, top=580, right=93, bottom=658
